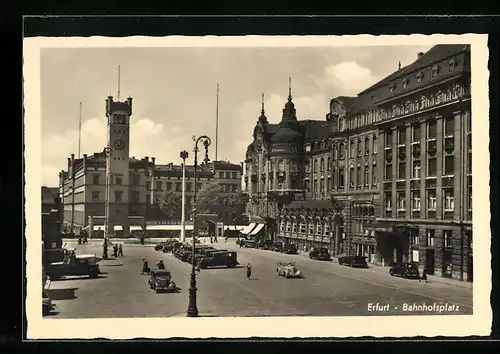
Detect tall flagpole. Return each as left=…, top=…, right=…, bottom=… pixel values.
left=78, top=102, right=82, bottom=159
left=215, top=84, right=219, bottom=161
left=117, top=66, right=121, bottom=100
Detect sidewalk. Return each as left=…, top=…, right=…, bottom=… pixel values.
left=295, top=250, right=472, bottom=289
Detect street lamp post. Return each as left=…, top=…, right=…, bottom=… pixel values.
left=103, top=147, right=112, bottom=247
left=187, top=135, right=211, bottom=318
left=180, top=150, right=189, bottom=243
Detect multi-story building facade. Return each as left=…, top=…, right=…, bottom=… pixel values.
left=245, top=44, right=472, bottom=281
left=58, top=95, right=243, bottom=235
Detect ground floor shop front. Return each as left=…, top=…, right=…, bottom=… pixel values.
left=361, top=220, right=473, bottom=282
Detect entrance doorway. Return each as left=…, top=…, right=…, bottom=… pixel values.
left=425, top=248, right=435, bottom=275
left=442, top=247, right=453, bottom=278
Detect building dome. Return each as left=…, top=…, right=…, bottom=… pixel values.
left=270, top=127, right=302, bottom=144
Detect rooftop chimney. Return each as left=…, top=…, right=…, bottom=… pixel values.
left=417, top=52, right=424, bottom=59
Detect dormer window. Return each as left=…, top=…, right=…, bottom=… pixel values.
left=402, top=78, right=408, bottom=88
left=431, top=65, right=439, bottom=79
left=305, top=145, right=311, bottom=152
left=416, top=72, right=423, bottom=84
left=449, top=58, right=456, bottom=71
left=389, top=84, right=395, bottom=93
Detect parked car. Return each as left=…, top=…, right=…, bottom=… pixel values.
left=45, top=255, right=101, bottom=281
left=282, top=244, right=298, bottom=255
left=309, top=248, right=332, bottom=261
left=389, top=262, right=421, bottom=279
left=155, top=242, right=168, bottom=251
left=273, top=242, right=284, bottom=252
left=261, top=240, right=274, bottom=250
left=199, top=251, right=239, bottom=269
left=276, top=261, right=303, bottom=278
left=338, top=255, right=369, bottom=268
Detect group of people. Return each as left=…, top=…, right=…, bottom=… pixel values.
left=102, top=239, right=124, bottom=260
left=141, top=259, right=165, bottom=274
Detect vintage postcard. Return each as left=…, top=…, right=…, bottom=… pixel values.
left=24, top=34, right=491, bottom=339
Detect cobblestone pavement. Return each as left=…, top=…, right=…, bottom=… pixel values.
left=46, top=239, right=473, bottom=318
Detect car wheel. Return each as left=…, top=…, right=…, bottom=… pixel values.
left=88, top=269, right=98, bottom=278
left=389, top=269, right=394, bottom=276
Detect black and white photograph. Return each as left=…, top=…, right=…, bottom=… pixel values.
left=24, top=34, right=491, bottom=338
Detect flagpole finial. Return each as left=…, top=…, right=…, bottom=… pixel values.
left=288, top=77, right=292, bottom=98
left=261, top=93, right=265, bottom=114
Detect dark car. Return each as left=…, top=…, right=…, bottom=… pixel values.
left=155, top=242, right=168, bottom=251
left=199, top=251, right=239, bottom=269
left=162, top=242, right=182, bottom=253
left=273, top=242, right=284, bottom=252
left=389, top=262, right=421, bottom=279
left=282, top=244, right=298, bottom=255
left=309, top=248, right=331, bottom=261
left=338, top=255, right=369, bottom=268
left=45, top=255, right=101, bottom=280
left=261, top=240, right=274, bottom=250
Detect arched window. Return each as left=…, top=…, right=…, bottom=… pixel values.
left=320, top=159, right=325, bottom=172
left=339, top=143, right=345, bottom=159
left=327, top=156, right=331, bottom=171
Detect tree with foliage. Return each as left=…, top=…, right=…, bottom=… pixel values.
left=158, top=190, right=182, bottom=221
left=196, top=182, right=248, bottom=223
left=196, top=182, right=223, bottom=214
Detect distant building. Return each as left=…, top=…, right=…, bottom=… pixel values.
left=57, top=95, right=243, bottom=236
left=245, top=44, right=472, bottom=281
left=41, top=186, right=59, bottom=214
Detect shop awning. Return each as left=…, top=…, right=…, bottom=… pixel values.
left=146, top=224, right=194, bottom=231
left=239, top=223, right=255, bottom=235
left=93, top=225, right=104, bottom=231
left=249, top=223, right=264, bottom=236
left=130, top=225, right=143, bottom=231
left=114, top=225, right=123, bottom=231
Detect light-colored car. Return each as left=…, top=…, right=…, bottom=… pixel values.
left=276, top=261, right=303, bottom=278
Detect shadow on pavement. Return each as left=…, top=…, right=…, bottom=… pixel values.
left=47, top=288, right=78, bottom=300
left=43, top=311, right=61, bottom=317
left=52, top=275, right=108, bottom=282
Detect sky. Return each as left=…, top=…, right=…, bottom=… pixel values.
left=40, top=45, right=432, bottom=187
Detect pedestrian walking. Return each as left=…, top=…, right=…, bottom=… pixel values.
left=246, top=263, right=252, bottom=280
left=141, top=259, right=149, bottom=274
left=118, top=244, right=123, bottom=257
left=113, top=244, right=118, bottom=258
left=421, top=269, right=428, bottom=283
left=157, top=260, right=165, bottom=269
left=102, top=245, right=108, bottom=260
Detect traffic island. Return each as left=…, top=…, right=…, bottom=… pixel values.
left=98, top=259, right=124, bottom=267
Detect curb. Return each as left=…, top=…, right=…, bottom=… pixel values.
left=98, top=260, right=124, bottom=266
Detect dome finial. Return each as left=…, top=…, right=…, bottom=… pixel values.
left=398, top=61, right=401, bottom=70
left=261, top=93, right=265, bottom=115
left=288, top=76, right=292, bottom=100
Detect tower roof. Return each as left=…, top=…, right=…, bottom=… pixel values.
left=258, top=93, right=268, bottom=124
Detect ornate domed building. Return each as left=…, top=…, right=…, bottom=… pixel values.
left=243, top=45, right=473, bottom=282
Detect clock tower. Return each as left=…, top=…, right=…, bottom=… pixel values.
left=105, top=95, right=132, bottom=236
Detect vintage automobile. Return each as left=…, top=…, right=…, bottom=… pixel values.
left=309, top=247, right=332, bottom=261
left=148, top=269, right=177, bottom=293
left=163, top=241, right=183, bottom=253
left=42, top=291, right=56, bottom=316
left=239, top=239, right=255, bottom=248
left=389, top=262, right=421, bottom=279
left=276, top=261, right=303, bottom=278
left=282, top=243, right=298, bottom=255
left=259, top=239, right=274, bottom=250
left=273, top=242, right=284, bottom=252
left=338, top=255, right=369, bottom=268
left=45, top=255, right=101, bottom=281
left=154, top=242, right=168, bottom=251
left=199, top=251, right=239, bottom=269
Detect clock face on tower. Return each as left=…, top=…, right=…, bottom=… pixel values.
left=114, top=139, right=126, bottom=150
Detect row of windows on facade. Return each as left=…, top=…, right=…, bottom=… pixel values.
left=218, top=171, right=239, bottom=179
left=410, top=229, right=473, bottom=250
left=306, top=114, right=470, bottom=168
left=302, top=147, right=471, bottom=193
left=90, top=190, right=195, bottom=205
left=383, top=188, right=472, bottom=212
left=334, top=79, right=464, bottom=132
